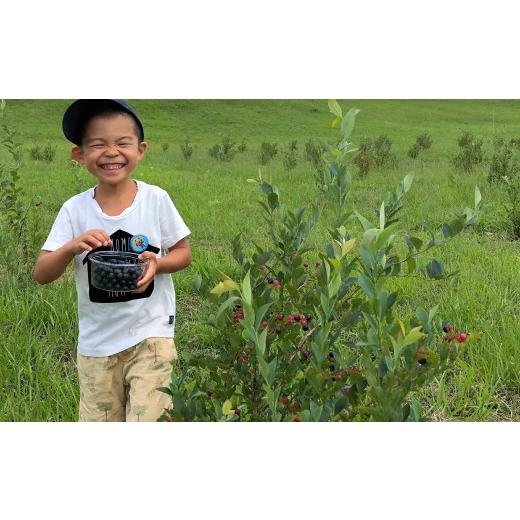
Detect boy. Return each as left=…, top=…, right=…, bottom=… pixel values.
left=33, top=99, right=192, bottom=422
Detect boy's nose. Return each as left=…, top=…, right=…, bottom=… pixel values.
left=105, top=145, right=120, bottom=156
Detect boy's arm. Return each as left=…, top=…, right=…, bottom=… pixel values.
left=33, top=246, right=76, bottom=284
left=156, top=238, right=192, bottom=274
left=33, top=229, right=112, bottom=284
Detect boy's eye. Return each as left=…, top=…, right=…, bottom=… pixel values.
left=90, top=144, right=105, bottom=149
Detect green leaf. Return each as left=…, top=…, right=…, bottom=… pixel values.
left=355, top=211, right=375, bottom=231
left=403, top=173, right=414, bottom=193
left=328, top=99, right=343, bottom=118
left=379, top=201, right=385, bottom=230
left=402, top=326, right=426, bottom=347
left=267, top=192, right=279, bottom=210
left=358, top=273, right=375, bottom=299
left=475, top=185, right=481, bottom=208
left=426, top=259, right=443, bottom=279
left=241, top=271, right=252, bottom=306
left=341, top=107, right=360, bottom=139
left=375, top=224, right=396, bottom=249
left=261, top=182, right=273, bottom=194
left=331, top=116, right=341, bottom=128
left=222, top=399, right=232, bottom=416
left=310, top=401, right=324, bottom=422
left=266, top=357, right=277, bottom=386
left=255, top=302, right=273, bottom=329
left=215, top=295, right=240, bottom=321
left=210, top=278, right=239, bottom=295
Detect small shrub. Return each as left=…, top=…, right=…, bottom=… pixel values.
left=30, top=144, right=56, bottom=162
left=238, top=140, right=248, bottom=153
left=209, top=137, right=237, bottom=162
left=304, top=139, right=326, bottom=172
left=355, top=136, right=376, bottom=177
left=408, top=133, right=433, bottom=159
left=282, top=141, right=298, bottom=171
left=373, top=135, right=398, bottom=168
left=453, top=132, right=483, bottom=172
left=416, top=133, right=433, bottom=150
left=488, top=138, right=519, bottom=183
left=161, top=142, right=169, bottom=152
left=181, top=139, right=193, bottom=161
left=505, top=175, right=520, bottom=238
left=408, top=143, right=421, bottom=159
left=258, top=142, right=278, bottom=165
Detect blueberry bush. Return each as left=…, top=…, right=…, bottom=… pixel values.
left=159, top=100, right=482, bottom=422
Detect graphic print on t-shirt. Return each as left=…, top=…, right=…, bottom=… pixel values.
left=82, top=229, right=160, bottom=303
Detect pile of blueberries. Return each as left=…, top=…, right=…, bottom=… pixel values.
left=91, top=255, right=145, bottom=292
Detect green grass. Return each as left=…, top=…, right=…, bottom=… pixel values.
left=2, top=99, right=520, bottom=421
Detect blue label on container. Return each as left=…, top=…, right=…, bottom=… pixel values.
left=130, top=234, right=149, bottom=253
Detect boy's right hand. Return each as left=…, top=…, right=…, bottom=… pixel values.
left=68, top=229, right=112, bottom=255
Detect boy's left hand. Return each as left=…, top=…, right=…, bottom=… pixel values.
left=134, top=251, right=158, bottom=293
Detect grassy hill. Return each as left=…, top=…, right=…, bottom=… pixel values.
left=2, top=99, right=520, bottom=421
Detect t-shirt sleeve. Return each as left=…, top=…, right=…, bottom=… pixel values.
left=159, top=191, right=191, bottom=250
left=41, top=203, right=74, bottom=251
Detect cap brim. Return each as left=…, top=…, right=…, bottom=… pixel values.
left=62, top=99, right=144, bottom=145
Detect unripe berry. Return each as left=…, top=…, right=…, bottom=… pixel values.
left=443, top=322, right=453, bottom=333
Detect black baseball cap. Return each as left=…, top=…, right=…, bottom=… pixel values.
left=62, top=99, right=144, bottom=145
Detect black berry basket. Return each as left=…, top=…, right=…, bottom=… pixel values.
left=89, top=251, right=149, bottom=292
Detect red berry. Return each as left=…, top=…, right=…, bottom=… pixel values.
left=457, top=332, right=468, bottom=343
left=261, top=321, right=268, bottom=329
left=234, top=408, right=241, bottom=416
left=287, top=315, right=295, bottom=324
left=443, top=322, right=453, bottom=333
left=281, top=396, right=290, bottom=406
left=293, top=401, right=301, bottom=411
left=303, top=262, right=309, bottom=268
left=315, top=261, right=321, bottom=267
left=166, top=415, right=174, bottom=422
left=294, top=414, right=301, bottom=422
left=417, top=346, right=426, bottom=355
left=276, top=313, right=284, bottom=321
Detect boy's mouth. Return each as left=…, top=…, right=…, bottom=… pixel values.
left=100, top=163, right=126, bottom=171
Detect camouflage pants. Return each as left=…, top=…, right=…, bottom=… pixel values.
left=77, top=337, right=177, bottom=422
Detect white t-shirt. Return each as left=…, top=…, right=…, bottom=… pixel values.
left=42, top=180, right=191, bottom=357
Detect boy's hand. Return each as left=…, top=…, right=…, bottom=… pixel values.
left=134, top=251, right=158, bottom=293
left=69, top=229, right=112, bottom=255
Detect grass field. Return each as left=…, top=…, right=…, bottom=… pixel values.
left=1, top=99, right=520, bottom=421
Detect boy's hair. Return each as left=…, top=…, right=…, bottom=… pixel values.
left=62, top=99, right=144, bottom=146
left=78, top=107, right=144, bottom=145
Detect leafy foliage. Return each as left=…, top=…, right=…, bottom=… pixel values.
left=209, top=137, right=237, bottom=162
left=161, top=101, right=482, bottom=422
left=453, top=132, right=483, bottom=172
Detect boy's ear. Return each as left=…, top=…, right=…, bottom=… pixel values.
left=137, top=141, right=148, bottom=159
left=71, top=146, right=84, bottom=163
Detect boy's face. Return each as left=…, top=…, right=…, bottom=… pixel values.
left=71, top=113, right=147, bottom=186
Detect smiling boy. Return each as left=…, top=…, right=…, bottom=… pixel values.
left=33, top=99, right=192, bottom=422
